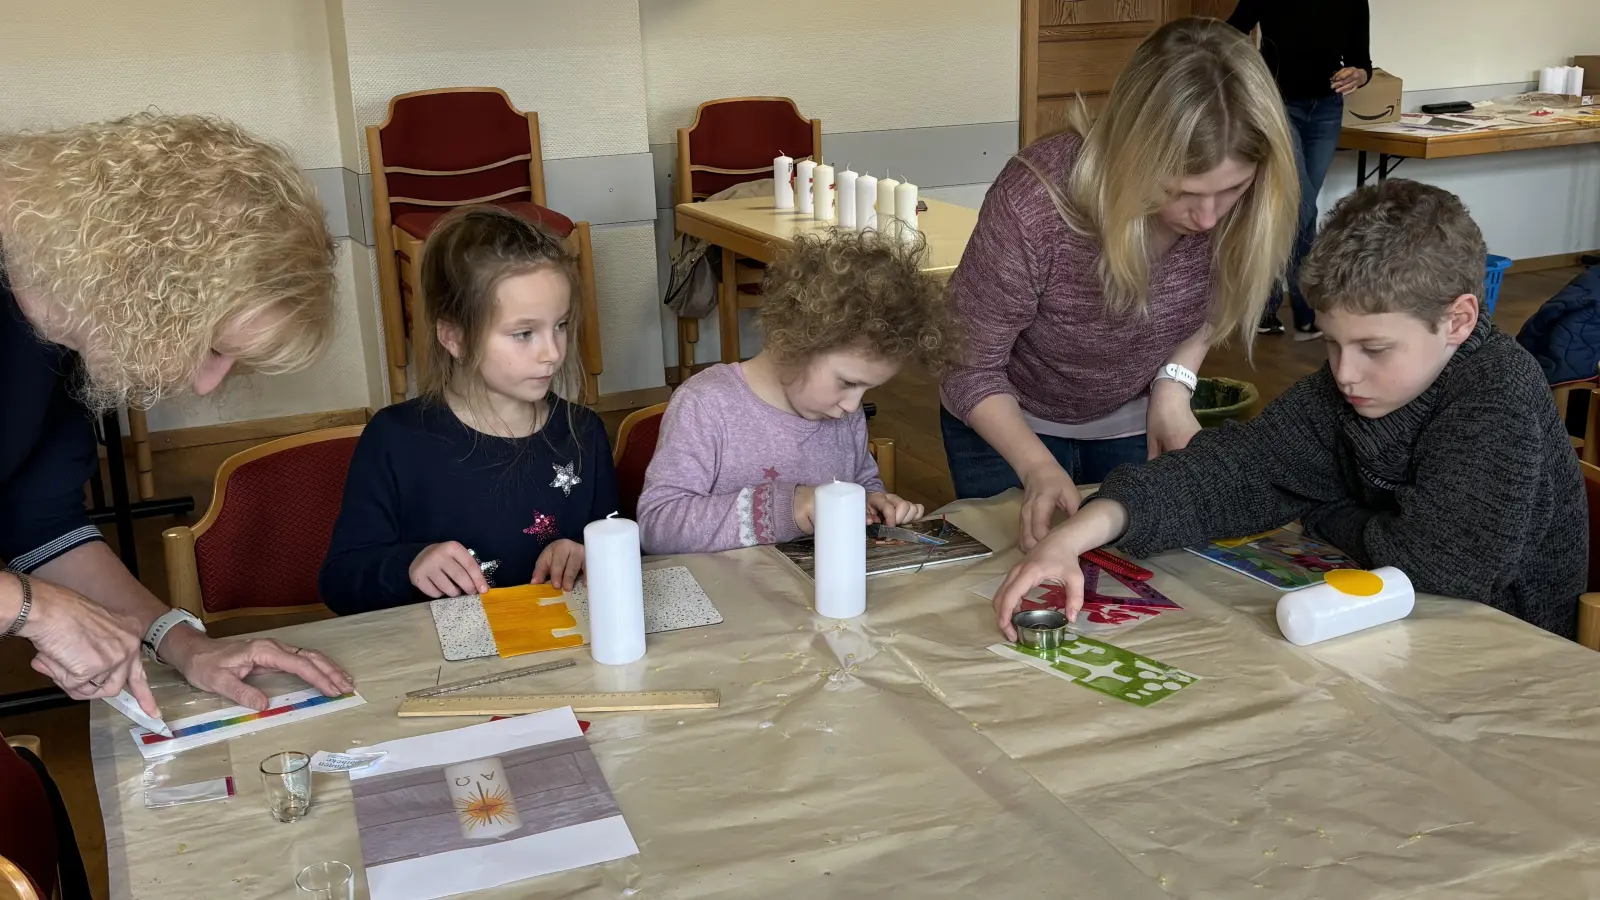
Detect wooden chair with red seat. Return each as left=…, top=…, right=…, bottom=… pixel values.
left=611, top=403, right=897, bottom=521
left=1576, top=460, right=1600, bottom=650
left=674, top=97, right=821, bottom=383
left=368, top=87, right=602, bottom=405
left=162, top=426, right=364, bottom=623
left=0, top=855, right=42, bottom=900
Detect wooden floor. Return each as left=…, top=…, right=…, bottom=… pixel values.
left=0, top=266, right=1581, bottom=899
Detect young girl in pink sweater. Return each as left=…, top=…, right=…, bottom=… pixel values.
left=638, top=230, right=961, bottom=555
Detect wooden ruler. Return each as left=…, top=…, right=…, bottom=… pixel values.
left=405, top=659, right=577, bottom=699
left=396, top=689, right=720, bottom=718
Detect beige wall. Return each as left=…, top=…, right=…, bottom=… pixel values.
left=1372, top=0, right=1600, bottom=91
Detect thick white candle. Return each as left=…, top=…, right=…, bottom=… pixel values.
left=812, top=162, right=835, bottom=222
left=877, top=177, right=900, bottom=228
left=583, top=515, right=645, bottom=664
left=813, top=481, right=866, bottom=619
left=836, top=169, right=857, bottom=229
left=854, top=174, right=878, bottom=232
left=773, top=154, right=794, bottom=209
left=895, top=180, right=919, bottom=236
left=795, top=160, right=816, bottom=215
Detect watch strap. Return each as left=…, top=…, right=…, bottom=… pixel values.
left=143, top=608, right=205, bottom=663
left=1154, top=363, right=1198, bottom=393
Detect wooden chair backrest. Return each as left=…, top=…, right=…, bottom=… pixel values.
left=675, top=97, right=820, bottom=206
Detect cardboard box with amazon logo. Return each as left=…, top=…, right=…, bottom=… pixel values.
left=1342, top=69, right=1402, bottom=127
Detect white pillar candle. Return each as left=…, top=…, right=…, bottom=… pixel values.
left=795, top=160, right=816, bottom=215
left=445, top=756, right=522, bottom=840
left=854, top=174, right=878, bottom=232
left=773, top=154, right=794, bottom=209
left=877, top=177, right=900, bottom=227
left=1276, top=567, right=1414, bottom=646
left=1567, top=66, right=1586, bottom=97
left=894, top=180, right=919, bottom=235
left=584, top=514, right=645, bottom=664
left=812, top=162, right=835, bottom=222
left=813, top=481, right=866, bottom=619
left=836, top=168, right=857, bottom=229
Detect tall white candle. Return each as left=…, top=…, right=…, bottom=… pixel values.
left=854, top=173, right=878, bottom=232
left=812, top=162, right=835, bottom=222
left=877, top=177, right=900, bottom=228
left=813, top=481, right=866, bottom=619
left=895, top=180, right=920, bottom=238
left=836, top=168, right=857, bottom=229
left=773, top=154, right=794, bottom=209
left=795, top=160, right=816, bottom=215
left=583, top=514, right=645, bottom=664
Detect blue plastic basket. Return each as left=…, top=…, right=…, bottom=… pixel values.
left=1484, top=254, right=1512, bottom=316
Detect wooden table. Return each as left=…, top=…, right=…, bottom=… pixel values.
left=673, top=197, right=979, bottom=375
left=1339, top=115, right=1600, bottom=186
left=91, top=492, right=1600, bottom=899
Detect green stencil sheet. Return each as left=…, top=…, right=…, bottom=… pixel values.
left=989, top=635, right=1200, bottom=707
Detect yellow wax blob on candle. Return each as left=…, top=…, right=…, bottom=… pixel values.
left=1324, top=569, right=1383, bottom=596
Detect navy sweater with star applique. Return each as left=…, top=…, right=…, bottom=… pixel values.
left=318, top=397, right=617, bottom=615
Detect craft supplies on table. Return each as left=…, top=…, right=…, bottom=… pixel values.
left=1187, top=527, right=1357, bottom=590
left=130, top=688, right=367, bottom=759
left=990, top=635, right=1200, bottom=707
left=428, top=565, right=722, bottom=661
left=779, top=517, right=993, bottom=580
left=795, top=159, right=816, bottom=214
left=1277, top=566, right=1415, bottom=645
left=405, top=658, right=577, bottom=699
left=584, top=515, right=647, bottom=665
left=105, top=689, right=172, bottom=737
left=969, top=556, right=1179, bottom=638
left=812, top=480, right=867, bottom=618
left=396, top=689, right=722, bottom=718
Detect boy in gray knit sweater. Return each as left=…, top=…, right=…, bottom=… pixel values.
left=993, top=180, right=1586, bottom=640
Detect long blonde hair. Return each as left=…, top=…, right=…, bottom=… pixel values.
left=0, top=113, right=337, bottom=411
left=1055, top=17, right=1298, bottom=348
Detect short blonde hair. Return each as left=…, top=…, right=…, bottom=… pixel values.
left=0, top=113, right=337, bottom=410
left=1055, top=17, right=1299, bottom=348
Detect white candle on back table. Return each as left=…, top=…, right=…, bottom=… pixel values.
left=855, top=173, right=878, bottom=231
left=773, top=154, right=794, bottom=209
left=895, top=180, right=919, bottom=237
left=877, top=176, right=900, bottom=229
left=584, top=514, right=645, bottom=664
left=795, top=160, right=816, bottom=215
left=812, top=161, right=835, bottom=222
left=813, top=480, right=866, bottom=619
left=836, top=168, right=857, bottom=229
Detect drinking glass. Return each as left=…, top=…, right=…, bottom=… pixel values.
left=295, top=861, right=353, bottom=900
left=260, top=751, right=311, bottom=822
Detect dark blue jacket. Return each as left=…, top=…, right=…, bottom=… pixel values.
left=1517, top=266, right=1600, bottom=385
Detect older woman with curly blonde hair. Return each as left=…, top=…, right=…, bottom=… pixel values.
left=637, top=229, right=960, bottom=555
left=1, top=114, right=353, bottom=723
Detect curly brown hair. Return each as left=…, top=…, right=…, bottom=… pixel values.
left=757, top=229, right=960, bottom=373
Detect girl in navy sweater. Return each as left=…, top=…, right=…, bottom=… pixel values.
left=320, top=207, right=617, bottom=614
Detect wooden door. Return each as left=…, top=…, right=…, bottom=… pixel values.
left=1021, top=0, right=1213, bottom=147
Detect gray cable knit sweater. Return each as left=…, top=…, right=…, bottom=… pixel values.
left=1098, top=319, right=1586, bottom=639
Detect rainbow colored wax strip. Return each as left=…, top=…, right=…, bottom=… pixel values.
left=139, top=692, right=359, bottom=745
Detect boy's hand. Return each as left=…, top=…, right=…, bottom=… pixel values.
left=1147, top=380, right=1202, bottom=459
left=867, top=492, right=924, bottom=527
left=794, top=484, right=817, bottom=535
left=532, top=539, right=586, bottom=591
left=993, top=500, right=1130, bottom=639
left=1331, top=67, right=1369, bottom=95
left=409, top=541, right=488, bottom=598
left=1019, top=462, right=1080, bottom=552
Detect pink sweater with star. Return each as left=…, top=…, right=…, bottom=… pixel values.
left=637, top=363, right=884, bottom=555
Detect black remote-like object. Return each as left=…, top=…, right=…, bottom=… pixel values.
left=1420, top=101, right=1474, bottom=114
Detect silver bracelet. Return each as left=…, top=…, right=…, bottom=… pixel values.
left=3, top=570, right=32, bottom=638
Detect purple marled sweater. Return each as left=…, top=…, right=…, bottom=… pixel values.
left=637, top=363, right=884, bottom=555
left=940, top=132, right=1215, bottom=425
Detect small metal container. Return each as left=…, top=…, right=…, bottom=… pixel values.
left=1012, top=609, right=1067, bottom=651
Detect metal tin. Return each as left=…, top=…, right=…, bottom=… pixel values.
left=1012, top=609, right=1067, bottom=651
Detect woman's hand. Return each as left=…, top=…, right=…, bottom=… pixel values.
left=160, top=627, right=353, bottom=711
left=19, top=576, right=157, bottom=714
left=992, top=500, right=1129, bottom=639
left=1018, top=462, right=1080, bottom=552
left=867, top=492, right=924, bottom=527
left=1146, top=380, right=1202, bottom=459
left=532, top=539, right=586, bottom=591
left=409, top=541, right=489, bottom=598
left=1331, top=67, right=1369, bottom=95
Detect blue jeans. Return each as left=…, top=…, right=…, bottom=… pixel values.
left=1267, top=95, right=1344, bottom=329
left=940, top=406, right=1148, bottom=500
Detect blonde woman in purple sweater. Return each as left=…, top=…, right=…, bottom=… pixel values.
left=941, top=18, right=1300, bottom=550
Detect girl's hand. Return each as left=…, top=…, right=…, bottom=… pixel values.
left=1018, top=462, right=1080, bottom=552
left=1146, top=380, right=1202, bottom=459
left=866, top=492, right=924, bottom=527
left=1331, top=67, right=1369, bottom=95
left=794, top=485, right=817, bottom=535
left=409, top=541, right=489, bottom=597
left=532, top=539, right=586, bottom=591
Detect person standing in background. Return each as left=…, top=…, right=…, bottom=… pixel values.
left=1228, top=0, right=1371, bottom=341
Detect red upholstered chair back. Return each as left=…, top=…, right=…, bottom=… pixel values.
left=680, top=97, right=819, bottom=203
left=180, top=427, right=363, bottom=620
left=374, top=87, right=545, bottom=220
left=613, top=403, right=669, bottom=521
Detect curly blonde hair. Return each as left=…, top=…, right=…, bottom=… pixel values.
left=0, top=113, right=337, bottom=410
left=757, top=229, right=960, bottom=373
